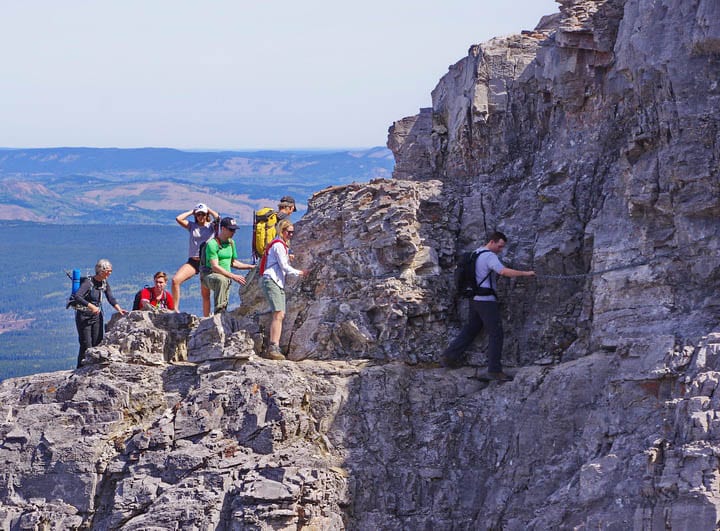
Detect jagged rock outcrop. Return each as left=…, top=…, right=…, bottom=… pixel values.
left=239, top=178, right=460, bottom=364
left=390, top=0, right=720, bottom=361
left=2, top=0, right=720, bottom=529
left=4, top=315, right=720, bottom=529
left=0, top=313, right=353, bottom=529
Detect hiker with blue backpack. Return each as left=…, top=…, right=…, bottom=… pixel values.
left=441, top=231, right=535, bottom=381
left=70, top=258, right=127, bottom=368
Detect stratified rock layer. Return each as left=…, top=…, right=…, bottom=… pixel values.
left=389, top=0, right=720, bottom=364
left=239, top=178, right=460, bottom=364
left=3, top=313, right=720, bottom=529
left=2, top=0, right=720, bottom=529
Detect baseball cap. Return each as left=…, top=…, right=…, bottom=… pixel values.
left=220, top=217, right=237, bottom=231
left=279, top=196, right=297, bottom=212
left=194, top=203, right=209, bottom=214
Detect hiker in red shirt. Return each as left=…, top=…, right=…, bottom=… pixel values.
left=138, top=271, right=175, bottom=311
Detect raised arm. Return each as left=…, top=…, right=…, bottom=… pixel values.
left=175, top=210, right=195, bottom=229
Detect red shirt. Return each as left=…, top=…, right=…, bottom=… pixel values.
left=140, top=287, right=175, bottom=310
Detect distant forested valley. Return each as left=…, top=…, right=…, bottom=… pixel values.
left=0, top=147, right=395, bottom=380
left=0, top=146, right=394, bottom=225
left=0, top=222, right=255, bottom=380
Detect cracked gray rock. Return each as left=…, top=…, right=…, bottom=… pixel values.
left=2, top=0, right=720, bottom=528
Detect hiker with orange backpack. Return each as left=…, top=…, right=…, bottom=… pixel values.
left=259, top=219, right=308, bottom=360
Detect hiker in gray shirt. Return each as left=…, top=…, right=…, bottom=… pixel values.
left=441, top=231, right=535, bottom=381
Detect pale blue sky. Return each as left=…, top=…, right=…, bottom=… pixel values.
left=0, top=1, right=557, bottom=150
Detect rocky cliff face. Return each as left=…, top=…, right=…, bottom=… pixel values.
left=2, top=0, right=720, bottom=529
left=389, top=0, right=720, bottom=363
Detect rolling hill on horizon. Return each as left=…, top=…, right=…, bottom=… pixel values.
left=0, top=146, right=394, bottom=225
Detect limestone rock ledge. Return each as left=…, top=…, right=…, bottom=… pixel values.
left=2, top=311, right=720, bottom=529
left=389, top=0, right=720, bottom=362
left=2, top=0, right=720, bottom=528
left=0, top=312, right=352, bottom=530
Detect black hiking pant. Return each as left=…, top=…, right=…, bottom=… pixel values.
left=442, top=300, right=503, bottom=372
left=75, top=311, right=104, bottom=368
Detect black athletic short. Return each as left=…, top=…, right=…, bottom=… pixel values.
left=187, top=257, right=201, bottom=274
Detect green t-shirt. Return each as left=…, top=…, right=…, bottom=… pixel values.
left=204, top=238, right=236, bottom=272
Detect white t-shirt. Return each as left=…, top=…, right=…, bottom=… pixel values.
left=187, top=221, right=216, bottom=259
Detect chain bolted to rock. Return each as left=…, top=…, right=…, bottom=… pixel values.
left=533, top=258, right=652, bottom=280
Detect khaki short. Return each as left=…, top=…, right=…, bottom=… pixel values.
left=202, top=272, right=232, bottom=313
left=261, top=276, right=285, bottom=312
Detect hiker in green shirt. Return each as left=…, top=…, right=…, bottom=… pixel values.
left=201, top=217, right=253, bottom=314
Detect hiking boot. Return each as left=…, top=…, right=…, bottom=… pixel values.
left=264, top=344, right=286, bottom=361
left=487, top=371, right=513, bottom=382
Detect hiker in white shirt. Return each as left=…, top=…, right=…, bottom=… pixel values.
left=260, top=219, right=308, bottom=360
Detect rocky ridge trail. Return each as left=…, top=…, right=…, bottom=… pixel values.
left=2, top=0, right=720, bottom=528
left=2, top=309, right=720, bottom=529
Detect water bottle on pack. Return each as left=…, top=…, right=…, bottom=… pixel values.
left=71, top=269, right=82, bottom=294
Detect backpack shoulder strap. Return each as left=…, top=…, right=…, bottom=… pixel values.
left=259, top=238, right=287, bottom=275
left=474, top=249, right=496, bottom=293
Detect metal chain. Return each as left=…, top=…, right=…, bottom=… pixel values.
left=534, top=259, right=652, bottom=280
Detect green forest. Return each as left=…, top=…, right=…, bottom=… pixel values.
left=0, top=222, right=254, bottom=380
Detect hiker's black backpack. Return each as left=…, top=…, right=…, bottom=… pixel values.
left=199, top=237, right=234, bottom=275
left=198, top=237, right=216, bottom=276
left=457, top=249, right=496, bottom=298
left=132, top=287, right=146, bottom=311
left=197, top=216, right=222, bottom=276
